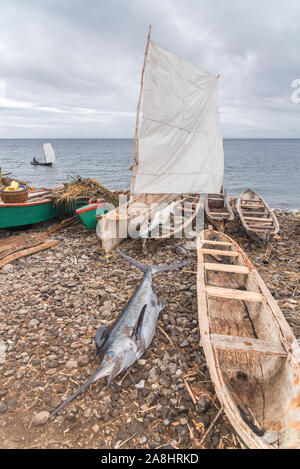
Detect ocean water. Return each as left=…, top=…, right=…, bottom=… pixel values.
left=0, top=138, right=299, bottom=209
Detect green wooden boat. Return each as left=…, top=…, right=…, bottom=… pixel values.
left=75, top=193, right=129, bottom=231
left=75, top=202, right=109, bottom=230
left=0, top=190, right=85, bottom=229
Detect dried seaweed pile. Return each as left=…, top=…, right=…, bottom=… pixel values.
left=49, top=175, right=119, bottom=210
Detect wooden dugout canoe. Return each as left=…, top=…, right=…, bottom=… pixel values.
left=205, top=191, right=234, bottom=232
left=139, top=193, right=202, bottom=240
left=197, top=229, right=300, bottom=449
left=97, top=193, right=202, bottom=253
left=237, top=190, right=279, bottom=245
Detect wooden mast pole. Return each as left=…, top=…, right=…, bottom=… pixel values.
left=130, top=24, right=152, bottom=197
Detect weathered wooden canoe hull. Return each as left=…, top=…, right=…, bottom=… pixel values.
left=96, top=193, right=171, bottom=253
left=205, top=192, right=234, bottom=232
left=237, top=190, right=279, bottom=244
left=97, top=193, right=202, bottom=253
left=197, top=229, right=300, bottom=449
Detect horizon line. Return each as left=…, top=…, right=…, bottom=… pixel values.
left=1, top=137, right=300, bottom=140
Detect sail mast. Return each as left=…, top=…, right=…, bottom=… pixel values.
left=130, top=24, right=152, bottom=197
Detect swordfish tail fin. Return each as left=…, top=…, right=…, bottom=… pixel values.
left=117, top=249, right=190, bottom=274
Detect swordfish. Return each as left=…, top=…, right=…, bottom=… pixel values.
left=52, top=249, right=189, bottom=415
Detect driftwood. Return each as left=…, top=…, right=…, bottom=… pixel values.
left=0, top=240, right=58, bottom=270
left=0, top=235, right=25, bottom=253
left=0, top=238, right=43, bottom=261
left=0, top=217, right=75, bottom=268
left=38, top=216, right=77, bottom=237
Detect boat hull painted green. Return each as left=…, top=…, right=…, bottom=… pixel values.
left=75, top=203, right=109, bottom=230
left=0, top=199, right=78, bottom=229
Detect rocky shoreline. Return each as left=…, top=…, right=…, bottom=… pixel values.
left=0, top=210, right=299, bottom=449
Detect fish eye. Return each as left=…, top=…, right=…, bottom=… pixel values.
left=106, top=351, right=115, bottom=358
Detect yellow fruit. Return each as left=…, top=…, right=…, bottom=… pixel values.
left=4, top=181, right=19, bottom=191
left=10, top=181, right=19, bottom=190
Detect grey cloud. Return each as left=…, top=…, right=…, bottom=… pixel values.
left=0, top=0, right=299, bottom=138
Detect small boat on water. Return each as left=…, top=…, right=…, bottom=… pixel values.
left=237, top=190, right=279, bottom=245
left=31, top=143, right=55, bottom=167
left=31, top=160, right=52, bottom=167
left=205, top=190, right=234, bottom=232
left=197, top=229, right=300, bottom=449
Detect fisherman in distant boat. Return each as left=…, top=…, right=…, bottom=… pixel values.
left=32, top=157, right=38, bottom=165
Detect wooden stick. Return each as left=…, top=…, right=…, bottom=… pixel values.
left=199, top=407, right=223, bottom=446
left=0, top=240, right=58, bottom=269
left=158, top=324, right=175, bottom=348
left=38, top=217, right=77, bottom=237
left=0, top=238, right=43, bottom=261
left=130, top=24, right=152, bottom=196
left=184, top=379, right=197, bottom=405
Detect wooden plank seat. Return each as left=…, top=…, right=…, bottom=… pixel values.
left=244, top=217, right=273, bottom=222
left=242, top=211, right=268, bottom=216
left=201, top=240, right=232, bottom=247
left=248, top=225, right=275, bottom=230
left=205, top=286, right=263, bottom=302
left=211, top=333, right=287, bottom=357
left=202, top=248, right=239, bottom=257
left=210, top=212, right=229, bottom=216
left=241, top=203, right=265, bottom=209
left=204, top=263, right=249, bottom=274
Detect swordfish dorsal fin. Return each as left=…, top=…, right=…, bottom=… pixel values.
left=132, top=304, right=147, bottom=341
left=117, top=249, right=190, bottom=274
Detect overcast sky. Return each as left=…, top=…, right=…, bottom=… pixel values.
left=0, top=0, right=299, bottom=138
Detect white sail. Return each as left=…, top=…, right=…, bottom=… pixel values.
left=133, top=41, right=224, bottom=194
left=43, top=143, right=56, bottom=164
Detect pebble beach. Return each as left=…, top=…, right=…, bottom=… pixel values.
left=0, top=210, right=299, bottom=449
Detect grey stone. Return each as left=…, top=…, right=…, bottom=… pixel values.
left=135, top=379, right=145, bottom=389
left=2, top=264, right=14, bottom=274
left=0, top=401, right=8, bottom=414
left=116, top=431, right=131, bottom=440
left=196, top=398, right=210, bottom=414
left=65, top=360, right=78, bottom=369
left=262, top=430, right=279, bottom=445
left=179, top=339, right=189, bottom=348
left=158, top=375, right=171, bottom=388
left=32, top=411, right=50, bottom=426
left=129, top=420, right=145, bottom=435
left=28, top=319, right=40, bottom=328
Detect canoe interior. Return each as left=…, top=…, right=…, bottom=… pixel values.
left=205, top=192, right=234, bottom=232
left=237, top=190, right=279, bottom=243
left=98, top=193, right=201, bottom=252
left=197, top=230, right=300, bottom=449
left=140, top=193, right=201, bottom=239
